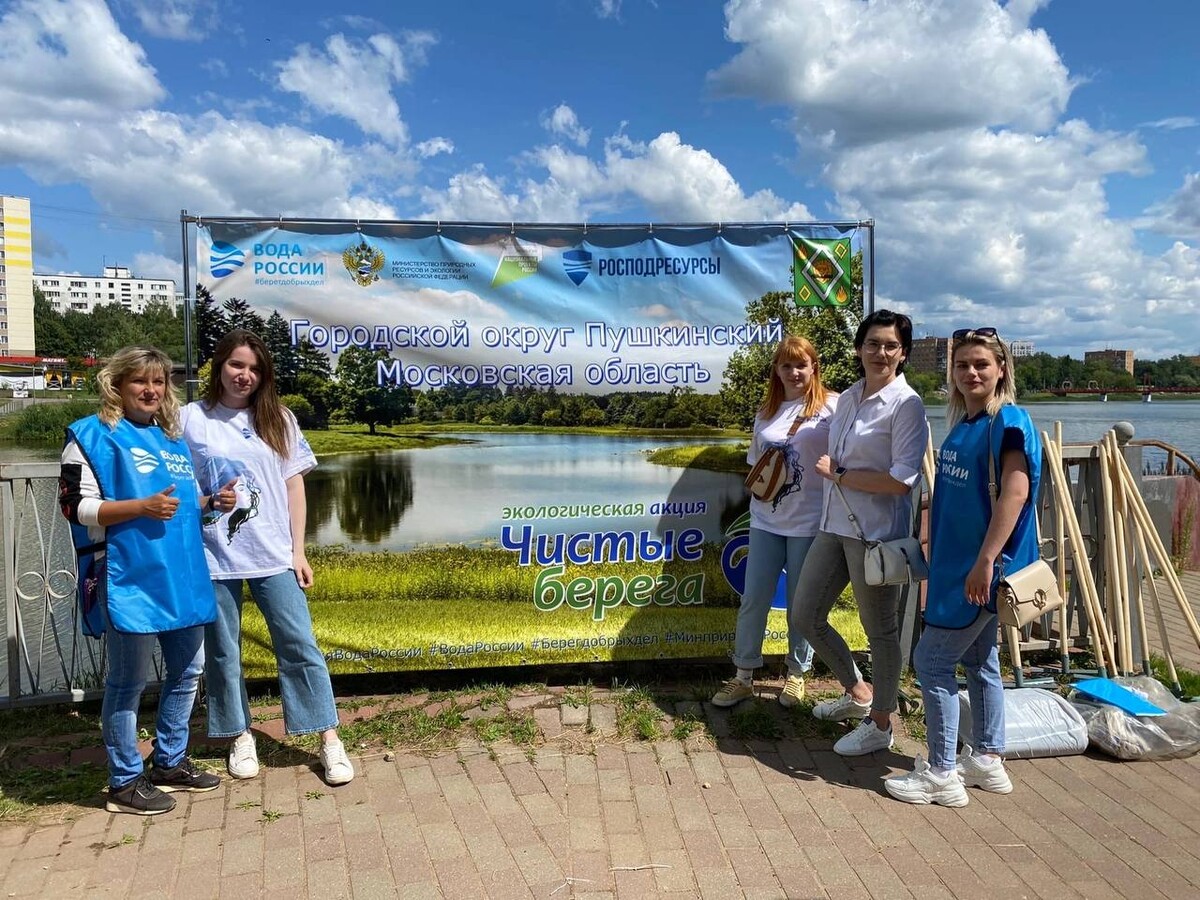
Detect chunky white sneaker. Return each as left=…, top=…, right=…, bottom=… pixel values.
left=319, top=738, right=355, bottom=786
left=711, top=677, right=754, bottom=708
left=812, top=692, right=871, bottom=722
left=778, top=674, right=806, bottom=708
left=885, top=756, right=969, bottom=807
left=957, top=746, right=1013, bottom=794
left=227, top=731, right=259, bottom=780
left=833, top=718, right=894, bottom=756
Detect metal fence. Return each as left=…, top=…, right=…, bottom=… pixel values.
left=0, top=462, right=107, bottom=708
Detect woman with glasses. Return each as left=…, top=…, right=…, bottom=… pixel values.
left=791, top=309, right=929, bottom=756
left=885, top=327, right=1041, bottom=806
left=711, top=335, right=838, bottom=708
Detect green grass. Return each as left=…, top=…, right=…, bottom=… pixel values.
left=300, top=427, right=465, bottom=456
left=1150, top=655, right=1200, bottom=698
left=646, top=443, right=748, bottom=473
left=0, top=763, right=108, bottom=820
left=615, top=686, right=665, bottom=740
left=472, top=711, right=539, bottom=746
left=728, top=700, right=783, bottom=741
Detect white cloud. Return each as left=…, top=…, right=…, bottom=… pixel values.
left=1144, top=173, right=1200, bottom=239
left=541, top=104, right=591, bottom=147
left=124, top=0, right=217, bottom=41
left=415, top=137, right=455, bottom=158
left=0, top=0, right=163, bottom=120
left=709, top=0, right=1074, bottom=146
left=276, top=31, right=436, bottom=145
left=421, top=130, right=812, bottom=223
left=131, top=251, right=182, bottom=285
left=595, top=0, right=622, bottom=19
left=1139, top=116, right=1198, bottom=131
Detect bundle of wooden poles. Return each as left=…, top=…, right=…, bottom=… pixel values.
left=921, top=425, right=1200, bottom=693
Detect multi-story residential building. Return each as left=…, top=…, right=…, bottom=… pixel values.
left=1084, top=348, right=1134, bottom=376
left=908, top=336, right=952, bottom=385
left=0, top=195, right=36, bottom=357
left=1009, top=339, right=1035, bottom=357
left=34, top=266, right=177, bottom=315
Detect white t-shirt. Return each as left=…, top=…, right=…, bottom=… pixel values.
left=180, top=401, right=317, bottom=579
left=748, top=395, right=838, bottom=537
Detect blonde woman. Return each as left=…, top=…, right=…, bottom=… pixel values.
left=886, top=327, right=1040, bottom=806
left=59, top=347, right=219, bottom=815
left=712, top=336, right=838, bottom=707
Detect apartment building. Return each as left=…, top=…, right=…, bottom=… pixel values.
left=1084, top=348, right=1134, bottom=376
left=0, top=195, right=36, bottom=357
left=34, top=266, right=177, bottom=315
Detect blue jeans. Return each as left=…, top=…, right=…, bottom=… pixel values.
left=101, top=608, right=205, bottom=789
left=733, top=529, right=815, bottom=675
left=913, top=612, right=1005, bottom=770
left=205, top=571, right=338, bottom=738
left=790, top=531, right=902, bottom=715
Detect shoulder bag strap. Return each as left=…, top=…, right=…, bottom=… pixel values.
left=834, top=482, right=870, bottom=544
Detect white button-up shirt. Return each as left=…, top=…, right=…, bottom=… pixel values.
left=821, top=373, right=929, bottom=542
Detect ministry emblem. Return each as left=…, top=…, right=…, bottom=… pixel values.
left=343, top=239, right=386, bottom=287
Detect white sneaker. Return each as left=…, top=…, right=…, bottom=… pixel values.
left=957, top=746, right=1013, bottom=794
left=812, top=692, right=871, bottom=722
left=833, top=718, right=894, bottom=756
left=319, top=738, right=355, bottom=786
left=885, top=756, right=969, bottom=807
left=227, top=731, right=259, bottom=780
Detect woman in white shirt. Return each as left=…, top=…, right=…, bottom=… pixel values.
left=182, top=329, right=353, bottom=786
left=791, top=310, right=929, bottom=756
left=712, top=336, right=838, bottom=708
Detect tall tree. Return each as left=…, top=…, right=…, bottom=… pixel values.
left=33, top=286, right=74, bottom=357
left=263, top=311, right=300, bottom=393
left=221, top=297, right=267, bottom=335
left=334, top=346, right=413, bottom=434
left=194, top=284, right=228, bottom=364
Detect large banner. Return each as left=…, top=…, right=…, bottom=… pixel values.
left=196, top=220, right=863, bottom=676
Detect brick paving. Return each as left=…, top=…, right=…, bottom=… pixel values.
left=2, top=684, right=1199, bottom=899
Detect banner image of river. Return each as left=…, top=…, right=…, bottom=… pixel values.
left=197, top=219, right=869, bottom=676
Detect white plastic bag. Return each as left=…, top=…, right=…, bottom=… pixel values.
left=958, top=687, right=1088, bottom=759
left=1071, top=675, right=1200, bottom=761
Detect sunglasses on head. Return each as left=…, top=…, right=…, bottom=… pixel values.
left=952, top=327, right=999, bottom=340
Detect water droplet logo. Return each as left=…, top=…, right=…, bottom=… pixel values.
left=563, top=248, right=592, bottom=286
left=131, top=447, right=160, bottom=475
left=210, top=241, right=245, bottom=279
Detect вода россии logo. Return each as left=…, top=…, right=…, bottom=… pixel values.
left=130, top=447, right=160, bottom=475
left=209, top=241, right=245, bottom=279
left=563, top=248, right=592, bottom=286
left=343, top=238, right=386, bottom=287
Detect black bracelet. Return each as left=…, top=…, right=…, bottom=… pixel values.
left=204, top=495, right=214, bottom=512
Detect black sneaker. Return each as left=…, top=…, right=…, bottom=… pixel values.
left=106, top=775, right=177, bottom=816
left=148, top=757, right=221, bottom=793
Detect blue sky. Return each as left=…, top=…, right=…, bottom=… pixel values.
left=2, top=0, right=1198, bottom=357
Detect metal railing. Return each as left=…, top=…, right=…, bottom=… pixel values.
left=1, top=462, right=107, bottom=708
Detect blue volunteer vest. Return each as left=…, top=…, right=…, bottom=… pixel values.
left=925, top=405, right=1042, bottom=629
left=66, top=415, right=216, bottom=635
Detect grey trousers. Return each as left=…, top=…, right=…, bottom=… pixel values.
left=789, top=531, right=903, bottom=715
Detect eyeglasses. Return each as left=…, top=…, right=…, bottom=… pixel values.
left=952, top=327, right=999, bottom=341
left=862, top=340, right=903, bottom=355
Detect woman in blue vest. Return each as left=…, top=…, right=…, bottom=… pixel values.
left=885, top=327, right=1041, bottom=807
left=59, top=347, right=220, bottom=816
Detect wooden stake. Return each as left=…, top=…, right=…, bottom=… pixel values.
left=1053, top=423, right=1069, bottom=671
left=1133, top=513, right=1182, bottom=693
left=1042, top=433, right=1112, bottom=674
left=1097, top=435, right=1128, bottom=672
left=1110, top=448, right=1200, bottom=650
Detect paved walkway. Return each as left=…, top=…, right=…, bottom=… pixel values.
left=1146, top=570, right=1200, bottom=676
left=2, top=685, right=1199, bottom=900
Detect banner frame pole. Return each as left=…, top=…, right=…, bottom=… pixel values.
left=866, top=218, right=876, bottom=316
left=180, top=210, right=195, bottom=403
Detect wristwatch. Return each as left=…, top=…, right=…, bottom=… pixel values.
left=834, top=466, right=847, bottom=485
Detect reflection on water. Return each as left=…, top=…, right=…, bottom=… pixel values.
left=303, top=433, right=747, bottom=552
left=306, top=453, right=414, bottom=544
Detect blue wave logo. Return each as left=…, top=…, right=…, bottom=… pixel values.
left=563, top=248, right=592, bottom=286
left=720, top=511, right=789, bottom=609
left=210, top=241, right=245, bottom=279
left=130, top=447, right=160, bottom=475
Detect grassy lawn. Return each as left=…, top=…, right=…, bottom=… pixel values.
left=300, top=426, right=466, bottom=456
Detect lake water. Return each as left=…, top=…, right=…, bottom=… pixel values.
left=5, top=401, right=1197, bottom=552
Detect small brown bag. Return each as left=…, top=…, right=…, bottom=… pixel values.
left=744, top=412, right=805, bottom=503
